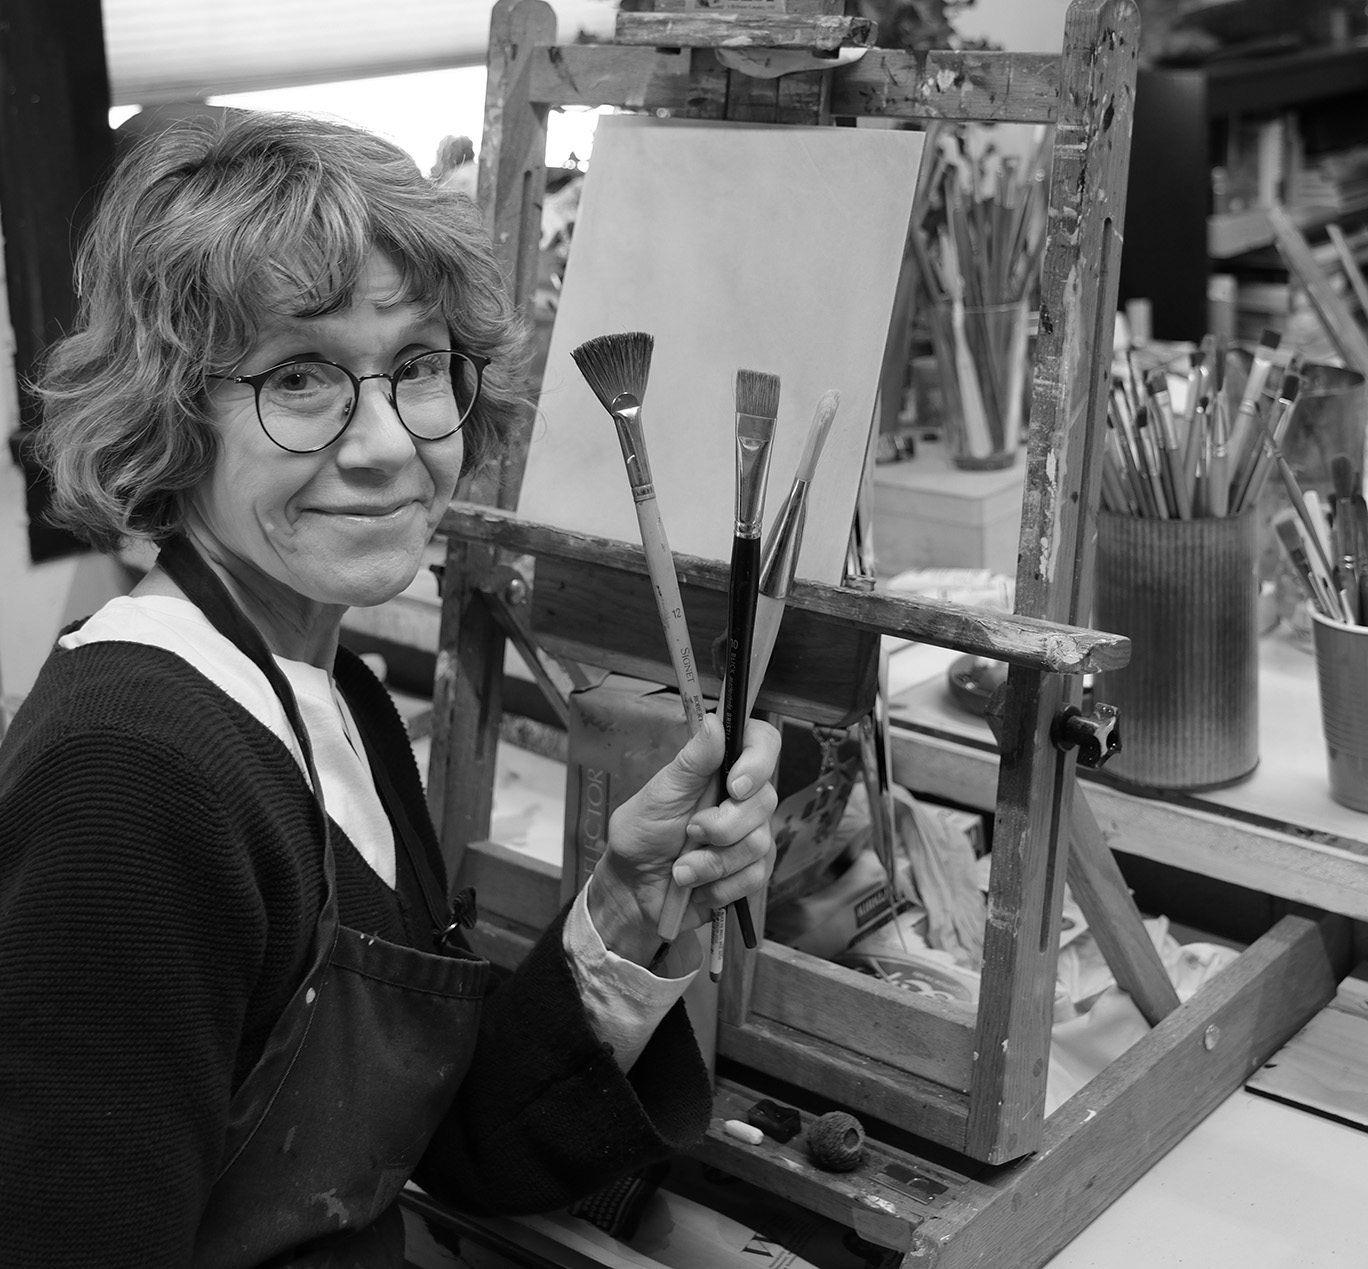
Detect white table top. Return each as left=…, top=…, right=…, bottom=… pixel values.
left=1043, top=1090, right=1368, bottom=1269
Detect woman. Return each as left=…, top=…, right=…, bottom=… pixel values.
left=0, top=111, right=779, bottom=1267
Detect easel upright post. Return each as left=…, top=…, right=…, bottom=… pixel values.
left=965, top=0, right=1142, bottom=1164
left=428, top=0, right=556, bottom=874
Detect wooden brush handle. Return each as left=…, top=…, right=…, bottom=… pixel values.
left=635, top=500, right=708, bottom=734
left=655, top=771, right=717, bottom=942
left=633, top=497, right=713, bottom=943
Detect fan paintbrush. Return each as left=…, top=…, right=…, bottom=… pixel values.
left=571, top=332, right=713, bottom=946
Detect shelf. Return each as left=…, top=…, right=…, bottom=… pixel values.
left=1121, top=42, right=1368, bottom=338
left=1193, top=40, right=1368, bottom=116
left=1208, top=194, right=1368, bottom=257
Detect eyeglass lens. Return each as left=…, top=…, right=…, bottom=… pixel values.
left=257, top=351, right=480, bottom=451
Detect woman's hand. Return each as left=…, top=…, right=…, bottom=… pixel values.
left=587, top=714, right=781, bottom=967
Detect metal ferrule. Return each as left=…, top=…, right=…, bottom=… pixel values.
left=610, top=396, right=654, bottom=499
left=734, top=413, right=776, bottom=537
left=758, top=484, right=808, bottom=600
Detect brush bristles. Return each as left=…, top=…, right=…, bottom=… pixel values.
left=572, top=332, right=654, bottom=414
left=736, top=368, right=780, bottom=420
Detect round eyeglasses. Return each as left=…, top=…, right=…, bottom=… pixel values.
left=209, top=349, right=490, bottom=454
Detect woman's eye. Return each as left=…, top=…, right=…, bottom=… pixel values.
left=270, top=364, right=329, bottom=394
left=398, top=354, right=444, bottom=382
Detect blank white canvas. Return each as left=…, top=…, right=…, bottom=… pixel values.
left=519, top=114, right=925, bottom=585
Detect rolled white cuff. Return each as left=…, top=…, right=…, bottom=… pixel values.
left=564, top=881, right=701, bottom=1071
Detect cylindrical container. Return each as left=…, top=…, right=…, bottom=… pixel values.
left=1310, top=610, right=1368, bottom=812
left=1093, top=509, right=1260, bottom=791
left=927, top=296, right=1029, bottom=471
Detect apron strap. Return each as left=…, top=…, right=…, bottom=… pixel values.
left=346, top=701, right=478, bottom=951
left=156, top=535, right=332, bottom=853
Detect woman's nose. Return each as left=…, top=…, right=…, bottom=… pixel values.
left=336, top=376, right=416, bottom=468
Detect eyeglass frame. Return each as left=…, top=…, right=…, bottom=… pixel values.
left=207, top=348, right=491, bottom=455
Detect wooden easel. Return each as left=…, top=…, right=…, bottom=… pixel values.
left=424, top=2, right=1350, bottom=1263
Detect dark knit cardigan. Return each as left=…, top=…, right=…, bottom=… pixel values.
left=0, top=635, right=711, bottom=1268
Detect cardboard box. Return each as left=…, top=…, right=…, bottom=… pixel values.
left=872, top=442, right=1025, bottom=576
left=765, top=846, right=917, bottom=961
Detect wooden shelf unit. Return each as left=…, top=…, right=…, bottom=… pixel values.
left=1118, top=42, right=1368, bottom=340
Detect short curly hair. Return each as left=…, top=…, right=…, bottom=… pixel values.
left=34, top=109, right=530, bottom=554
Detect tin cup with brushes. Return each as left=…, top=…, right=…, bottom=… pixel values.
left=1310, top=610, right=1368, bottom=812
left=1093, top=509, right=1261, bottom=791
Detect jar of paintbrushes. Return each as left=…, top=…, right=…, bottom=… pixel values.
left=910, top=134, right=1047, bottom=471
left=1264, top=406, right=1368, bottom=811
left=1091, top=332, right=1284, bottom=791
left=926, top=296, right=1030, bottom=470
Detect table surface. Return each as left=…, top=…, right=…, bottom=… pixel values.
left=1042, top=1090, right=1368, bottom=1269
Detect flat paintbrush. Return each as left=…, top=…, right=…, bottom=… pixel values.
left=1231, top=371, right=1302, bottom=513
left=716, top=367, right=781, bottom=960
left=1143, top=368, right=1191, bottom=519
left=1251, top=404, right=1350, bottom=621
left=1273, top=512, right=1339, bottom=620
left=1226, top=327, right=1282, bottom=483
left=682, top=390, right=837, bottom=968
left=747, top=389, right=841, bottom=711
left=572, top=333, right=714, bottom=945
left=1332, top=454, right=1358, bottom=619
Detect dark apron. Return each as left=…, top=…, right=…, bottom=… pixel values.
left=158, top=537, right=489, bottom=1269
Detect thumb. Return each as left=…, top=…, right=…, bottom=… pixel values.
left=642, top=714, right=725, bottom=809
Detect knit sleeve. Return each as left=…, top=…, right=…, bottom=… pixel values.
left=413, top=903, right=713, bottom=1216
left=0, top=727, right=271, bottom=1269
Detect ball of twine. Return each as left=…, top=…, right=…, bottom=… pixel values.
left=807, top=1110, right=866, bottom=1172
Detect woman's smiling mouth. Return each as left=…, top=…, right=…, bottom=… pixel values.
left=318, top=500, right=423, bottom=520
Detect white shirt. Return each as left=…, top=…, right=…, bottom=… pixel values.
left=60, top=594, right=698, bottom=1069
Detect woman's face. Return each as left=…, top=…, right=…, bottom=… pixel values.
left=192, top=250, right=464, bottom=614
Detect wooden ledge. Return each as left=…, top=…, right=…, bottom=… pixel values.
left=615, top=11, right=877, bottom=52
left=438, top=502, right=1131, bottom=675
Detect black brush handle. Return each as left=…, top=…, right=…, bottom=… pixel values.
left=722, top=533, right=760, bottom=949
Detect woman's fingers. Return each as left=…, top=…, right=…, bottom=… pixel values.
left=665, top=716, right=779, bottom=896
left=671, top=793, right=777, bottom=889
left=678, top=843, right=774, bottom=912
left=719, top=716, right=783, bottom=803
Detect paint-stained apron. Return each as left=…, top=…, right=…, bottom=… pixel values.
left=159, top=537, right=488, bottom=1269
